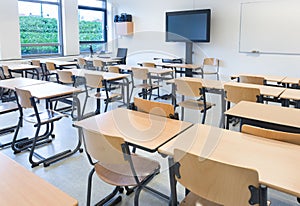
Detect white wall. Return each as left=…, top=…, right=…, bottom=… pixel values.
left=109, top=0, right=300, bottom=80
left=0, top=0, right=21, bottom=60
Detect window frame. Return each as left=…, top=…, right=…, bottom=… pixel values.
left=78, top=1, right=107, bottom=52
left=18, top=0, right=63, bottom=57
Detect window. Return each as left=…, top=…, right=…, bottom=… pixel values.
left=78, top=0, right=107, bottom=53
left=18, top=0, right=62, bottom=56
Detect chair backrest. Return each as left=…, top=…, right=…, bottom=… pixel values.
left=224, top=84, right=260, bottom=104
left=57, top=70, right=74, bottom=84
left=82, top=128, right=130, bottom=169
left=134, top=97, right=174, bottom=118
left=203, top=58, right=219, bottom=67
left=108, top=66, right=120, bottom=73
left=174, top=78, right=203, bottom=97
left=31, top=60, right=41, bottom=67
left=77, top=57, right=87, bottom=68
left=1, top=65, right=11, bottom=78
left=174, top=149, right=259, bottom=206
left=242, top=124, right=300, bottom=145
left=15, top=87, right=33, bottom=109
left=45, top=62, right=56, bottom=71
left=132, top=67, right=149, bottom=81
left=84, top=73, right=104, bottom=89
left=93, top=59, right=104, bottom=67
left=239, top=75, right=265, bottom=85
left=142, top=62, right=156, bottom=68
left=116, top=48, right=128, bottom=64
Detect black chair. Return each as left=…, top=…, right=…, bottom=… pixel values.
left=116, top=48, right=128, bottom=64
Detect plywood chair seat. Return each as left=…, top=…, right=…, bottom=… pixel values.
left=180, top=192, right=222, bottom=206
left=25, top=109, right=67, bottom=125
left=95, top=153, right=160, bottom=186
left=178, top=99, right=214, bottom=112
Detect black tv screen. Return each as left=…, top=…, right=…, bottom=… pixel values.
left=166, top=9, right=211, bottom=42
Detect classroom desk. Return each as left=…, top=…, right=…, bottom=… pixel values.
left=2, top=64, right=40, bottom=78
left=163, top=63, right=202, bottom=77
left=39, top=59, right=78, bottom=69
left=231, top=74, right=286, bottom=84
left=83, top=56, right=122, bottom=65
left=0, top=77, right=46, bottom=90
left=15, top=82, right=83, bottom=166
left=224, top=81, right=286, bottom=98
left=167, top=77, right=226, bottom=128
left=224, top=101, right=300, bottom=133
left=280, top=88, right=300, bottom=108
left=74, top=108, right=193, bottom=152
left=0, top=152, right=78, bottom=206
left=281, top=77, right=300, bottom=87
left=158, top=123, right=300, bottom=206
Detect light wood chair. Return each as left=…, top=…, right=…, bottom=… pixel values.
left=196, top=58, right=220, bottom=80
left=82, top=73, right=122, bottom=116
left=56, top=70, right=75, bottom=86
left=174, top=149, right=264, bottom=206
left=130, top=67, right=159, bottom=100
left=1, top=65, right=13, bottom=79
left=224, top=84, right=262, bottom=128
left=241, top=124, right=300, bottom=145
left=25, top=60, right=43, bottom=80
left=12, top=87, right=67, bottom=167
left=43, top=62, right=58, bottom=82
left=77, top=57, right=87, bottom=69
left=82, top=128, right=160, bottom=206
left=239, top=75, right=265, bottom=85
left=175, top=78, right=213, bottom=123
left=93, top=59, right=105, bottom=71
left=133, top=97, right=176, bottom=119
left=142, top=62, right=156, bottom=68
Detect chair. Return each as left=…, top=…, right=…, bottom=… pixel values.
left=82, top=73, right=123, bottom=116
left=241, top=124, right=300, bottom=145
left=142, top=62, right=156, bottom=68
left=26, top=60, right=43, bottom=79
left=108, top=66, right=125, bottom=99
left=43, top=62, right=58, bottom=82
left=57, top=70, right=75, bottom=86
left=93, top=59, right=105, bottom=71
left=82, top=128, right=160, bottom=206
left=224, top=84, right=262, bottom=128
left=174, top=78, right=213, bottom=123
left=133, top=97, right=177, bottom=119
left=196, top=58, right=220, bottom=80
left=239, top=75, right=265, bottom=85
left=12, top=87, right=67, bottom=167
left=77, top=57, right=87, bottom=69
left=130, top=67, right=159, bottom=100
left=1, top=65, right=13, bottom=79
left=116, top=48, right=128, bottom=64
left=173, top=149, right=263, bottom=206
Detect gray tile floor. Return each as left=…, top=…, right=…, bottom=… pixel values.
left=0, top=76, right=299, bottom=205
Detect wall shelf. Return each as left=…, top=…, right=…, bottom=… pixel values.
left=115, top=22, right=134, bottom=36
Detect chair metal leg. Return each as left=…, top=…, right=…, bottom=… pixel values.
left=87, top=168, right=95, bottom=206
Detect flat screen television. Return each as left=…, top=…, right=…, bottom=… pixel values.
left=166, top=9, right=211, bottom=42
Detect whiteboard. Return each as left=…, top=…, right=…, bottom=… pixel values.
left=239, top=0, right=300, bottom=55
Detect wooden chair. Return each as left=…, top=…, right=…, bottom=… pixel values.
left=0, top=66, right=14, bottom=101
left=175, top=78, right=213, bottom=123
left=25, top=60, right=43, bottom=79
left=142, top=62, right=156, bottom=68
left=239, top=75, right=265, bottom=85
left=130, top=67, right=159, bottom=100
left=196, top=58, right=220, bottom=80
left=224, top=84, right=261, bottom=128
left=174, top=149, right=265, bottom=206
left=93, top=59, right=105, bottom=71
left=82, top=128, right=160, bottom=206
left=43, top=62, right=58, bottom=82
left=1, top=65, right=13, bottom=79
left=241, top=124, right=300, bottom=145
left=77, top=57, right=87, bottom=69
left=56, top=70, right=75, bottom=86
left=133, top=97, right=177, bottom=119
left=82, top=73, right=122, bottom=116
left=12, top=87, right=67, bottom=167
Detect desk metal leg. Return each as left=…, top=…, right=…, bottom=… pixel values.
left=168, top=157, right=178, bottom=206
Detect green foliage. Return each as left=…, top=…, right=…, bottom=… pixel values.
left=20, top=16, right=104, bottom=55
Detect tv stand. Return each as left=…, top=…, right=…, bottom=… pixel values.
left=185, top=42, right=193, bottom=77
